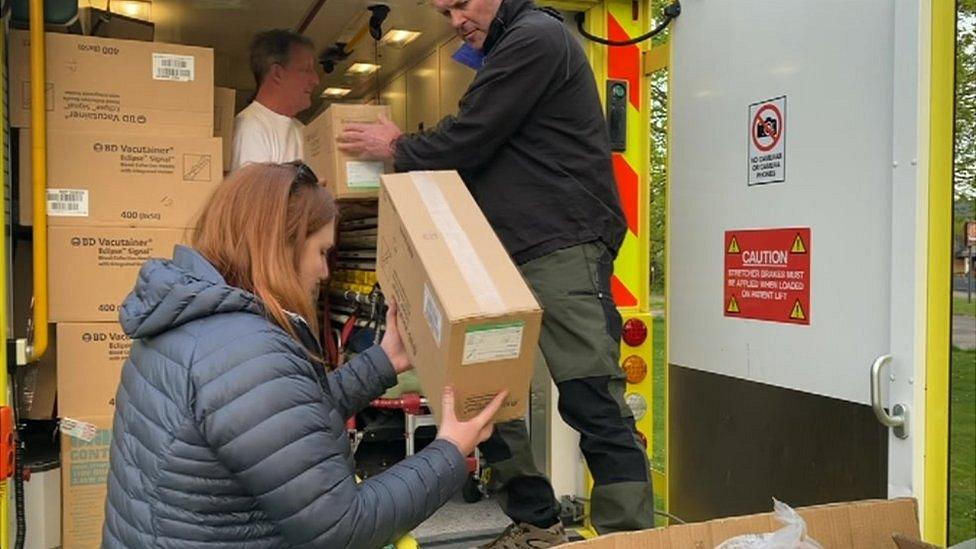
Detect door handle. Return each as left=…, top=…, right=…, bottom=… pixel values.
left=870, top=355, right=909, bottom=439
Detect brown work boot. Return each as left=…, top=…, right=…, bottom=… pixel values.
left=477, top=521, right=569, bottom=548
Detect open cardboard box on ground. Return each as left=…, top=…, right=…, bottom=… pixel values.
left=564, top=498, right=925, bottom=548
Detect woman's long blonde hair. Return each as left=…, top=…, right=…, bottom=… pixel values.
left=193, top=162, right=336, bottom=343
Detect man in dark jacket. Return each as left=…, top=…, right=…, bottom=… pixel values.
left=339, top=0, right=655, bottom=545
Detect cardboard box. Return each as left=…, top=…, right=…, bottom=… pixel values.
left=893, top=533, right=942, bottom=549
left=18, top=130, right=220, bottom=227
left=565, top=498, right=922, bottom=548
left=81, top=6, right=155, bottom=41
left=214, top=87, right=236, bottom=172
left=57, top=323, right=130, bottom=418
left=304, top=104, right=391, bottom=199
left=376, top=171, right=541, bottom=423
left=61, top=415, right=112, bottom=549
left=9, top=30, right=213, bottom=136
left=49, top=226, right=190, bottom=322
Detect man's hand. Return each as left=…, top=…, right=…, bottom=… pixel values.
left=337, top=113, right=402, bottom=161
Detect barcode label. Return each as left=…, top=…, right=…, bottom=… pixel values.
left=423, top=284, right=443, bottom=347
left=61, top=417, right=97, bottom=442
left=152, top=54, right=195, bottom=82
left=46, top=188, right=89, bottom=217
left=463, top=322, right=525, bottom=365
left=346, top=160, right=384, bottom=188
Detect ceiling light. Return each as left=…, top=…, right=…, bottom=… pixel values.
left=346, top=62, right=380, bottom=76
left=379, top=29, right=422, bottom=48
left=321, top=87, right=352, bottom=98
left=112, top=0, right=152, bottom=20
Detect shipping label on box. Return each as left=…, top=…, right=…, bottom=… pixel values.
left=48, top=226, right=190, bottom=322
left=61, top=416, right=112, bottom=549
left=57, top=323, right=131, bottom=418
left=377, top=171, right=541, bottom=423
left=304, top=104, right=391, bottom=199
left=9, top=31, right=213, bottom=135
left=19, top=130, right=220, bottom=227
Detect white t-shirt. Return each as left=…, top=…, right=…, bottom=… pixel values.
left=230, top=100, right=304, bottom=170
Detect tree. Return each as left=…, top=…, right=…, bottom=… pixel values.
left=956, top=3, right=975, bottom=249
left=647, top=4, right=669, bottom=295
left=957, top=2, right=975, bottom=203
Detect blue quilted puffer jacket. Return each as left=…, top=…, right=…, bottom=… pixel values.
left=102, top=246, right=467, bottom=548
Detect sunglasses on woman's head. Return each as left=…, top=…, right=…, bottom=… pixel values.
left=285, top=161, right=319, bottom=190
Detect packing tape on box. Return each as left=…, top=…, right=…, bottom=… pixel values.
left=409, top=172, right=506, bottom=314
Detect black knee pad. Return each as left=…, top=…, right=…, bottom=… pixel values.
left=556, top=376, right=649, bottom=484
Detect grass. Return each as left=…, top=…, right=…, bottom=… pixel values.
left=953, top=295, right=976, bottom=317
left=650, top=294, right=666, bottom=313
left=949, top=346, right=976, bottom=545
left=651, top=315, right=666, bottom=472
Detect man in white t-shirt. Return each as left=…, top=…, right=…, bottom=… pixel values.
left=231, top=29, right=320, bottom=170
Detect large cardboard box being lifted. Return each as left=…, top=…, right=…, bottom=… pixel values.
left=377, top=171, right=541, bottom=423
left=18, top=130, right=221, bottom=227
left=9, top=30, right=213, bottom=136
left=48, top=226, right=190, bottom=322
left=564, top=498, right=923, bottom=549
left=304, top=104, right=391, bottom=200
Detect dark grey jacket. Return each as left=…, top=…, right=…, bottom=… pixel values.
left=394, top=0, right=626, bottom=264
left=102, top=246, right=467, bottom=548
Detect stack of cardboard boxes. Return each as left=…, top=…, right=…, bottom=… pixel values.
left=11, top=30, right=228, bottom=547
left=307, top=104, right=391, bottom=385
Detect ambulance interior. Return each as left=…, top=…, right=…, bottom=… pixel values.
left=6, top=0, right=965, bottom=547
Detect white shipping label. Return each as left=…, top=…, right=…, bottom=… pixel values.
left=423, top=284, right=443, bottom=347
left=153, top=53, right=195, bottom=82
left=346, top=161, right=383, bottom=188
left=462, top=322, right=525, bottom=365
left=61, top=417, right=97, bottom=442
left=46, top=188, right=89, bottom=217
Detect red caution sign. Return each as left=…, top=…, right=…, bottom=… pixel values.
left=725, top=228, right=810, bottom=325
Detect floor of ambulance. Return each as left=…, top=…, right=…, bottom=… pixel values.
left=414, top=496, right=590, bottom=548
left=413, top=494, right=510, bottom=547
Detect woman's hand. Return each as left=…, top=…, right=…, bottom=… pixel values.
left=436, top=387, right=509, bottom=456
left=380, top=299, right=411, bottom=374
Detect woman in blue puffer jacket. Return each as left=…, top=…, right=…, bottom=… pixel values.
left=101, top=162, right=506, bottom=548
